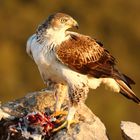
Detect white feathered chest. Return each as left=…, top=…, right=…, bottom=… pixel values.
left=27, top=34, right=63, bottom=83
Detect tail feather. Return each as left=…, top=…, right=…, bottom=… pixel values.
left=122, top=74, right=135, bottom=85
left=116, top=79, right=140, bottom=104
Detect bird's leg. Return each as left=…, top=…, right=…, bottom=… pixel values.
left=51, top=84, right=68, bottom=119
left=52, top=102, right=78, bottom=132
left=52, top=84, right=88, bottom=132
left=64, top=103, right=78, bottom=129
left=52, top=86, right=79, bottom=132
left=54, top=84, right=67, bottom=111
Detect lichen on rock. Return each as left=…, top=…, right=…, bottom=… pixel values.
left=0, top=90, right=109, bottom=140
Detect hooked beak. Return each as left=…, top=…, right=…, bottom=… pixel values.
left=75, top=23, right=79, bottom=29
left=68, top=19, right=79, bottom=29
left=73, top=20, right=79, bottom=29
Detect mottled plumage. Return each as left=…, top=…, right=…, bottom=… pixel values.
left=26, top=12, right=140, bottom=130
left=56, top=33, right=115, bottom=77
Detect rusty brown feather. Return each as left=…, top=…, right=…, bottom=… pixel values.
left=56, top=33, right=140, bottom=104
left=56, top=34, right=116, bottom=78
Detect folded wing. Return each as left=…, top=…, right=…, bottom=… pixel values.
left=55, top=33, right=140, bottom=104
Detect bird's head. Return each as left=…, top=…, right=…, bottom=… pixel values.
left=36, top=13, right=79, bottom=44
left=46, top=13, right=79, bottom=31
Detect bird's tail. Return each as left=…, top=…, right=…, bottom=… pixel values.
left=115, top=78, right=140, bottom=104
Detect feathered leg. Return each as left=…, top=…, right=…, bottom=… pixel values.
left=52, top=84, right=89, bottom=132
left=51, top=83, right=68, bottom=123
left=54, top=83, right=68, bottom=111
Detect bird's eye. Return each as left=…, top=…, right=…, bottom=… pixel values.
left=60, top=18, right=68, bottom=23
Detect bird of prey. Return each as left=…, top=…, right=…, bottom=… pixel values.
left=26, top=12, right=140, bottom=131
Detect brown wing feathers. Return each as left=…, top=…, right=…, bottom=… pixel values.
left=56, top=34, right=115, bottom=77
left=56, top=33, right=140, bottom=104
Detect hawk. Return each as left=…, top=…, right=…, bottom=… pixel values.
left=26, top=12, right=140, bottom=131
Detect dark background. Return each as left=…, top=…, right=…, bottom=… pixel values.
left=0, top=0, right=140, bottom=139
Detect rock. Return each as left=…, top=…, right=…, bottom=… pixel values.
left=0, top=90, right=109, bottom=140
left=121, top=121, right=140, bottom=140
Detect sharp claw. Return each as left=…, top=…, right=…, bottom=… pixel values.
left=52, top=119, right=78, bottom=132
left=51, top=111, right=67, bottom=124
left=51, top=111, right=68, bottom=117
left=67, top=119, right=78, bottom=129
left=52, top=120, right=68, bottom=132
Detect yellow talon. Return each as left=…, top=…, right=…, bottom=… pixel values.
left=67, top=119, right=78, bottom=129
left=51, top=111, right=68, bottom=117
left=51, top=111, right=68, bottom=124
left=52, top=119, right=78, bottom=132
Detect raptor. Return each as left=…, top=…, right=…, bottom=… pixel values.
left=26, top=12, right=140, bottom=131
